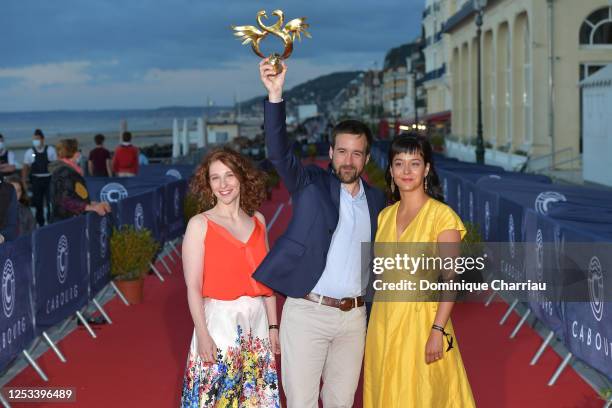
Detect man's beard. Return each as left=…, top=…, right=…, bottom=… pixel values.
left=334, top=164, right=361, bottom=184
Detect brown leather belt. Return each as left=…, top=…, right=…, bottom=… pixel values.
left=303, top=292, right=365, bottom=311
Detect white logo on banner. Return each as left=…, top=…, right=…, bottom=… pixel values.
left=535, top=191, right=567, bottom=215
left=536, top=229, right=544, bottom=282
left=135, top=203, right=144, bottom=230
left=57, top=235, right=69, bottom=284
left=457, top=184, right=462, bottom=215
left=508, top=214, right=516, bottom=259
left=100, top=183, right=129, bottom=203
left=443, top=179, right=448, bottom=202
left=588, top=256, right=604, bottom=322
left=100, top=217, right=108, bottom=259
left=174, top=188, right=180, bottom=217
left=468, top=192, right=474, bottom=223
left=166, top=169, right=182, bottom=179
left=2, top=260, right=15, bottom=318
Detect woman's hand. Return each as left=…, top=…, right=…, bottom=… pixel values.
left=197, top=332, right=218, bottom=365
left=269, top=328, right=281, bottom=355
left=425, top=329, right=444, bottom=364
left=86, top=202, right=110, bottom=216
left=259, top=58, right=287, bottom=103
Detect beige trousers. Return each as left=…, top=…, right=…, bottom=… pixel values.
left=280, top=297, right=366, bottom=408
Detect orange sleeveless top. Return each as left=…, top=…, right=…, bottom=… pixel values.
left=202, top=216, right=273, bottom=300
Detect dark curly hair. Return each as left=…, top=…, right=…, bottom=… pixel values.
left=189, top=147, right=267, bottom=216
left=385, top=133, right=444, bottom=203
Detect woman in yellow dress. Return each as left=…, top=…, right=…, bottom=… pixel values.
left=364, top=134, right=476, bottom=408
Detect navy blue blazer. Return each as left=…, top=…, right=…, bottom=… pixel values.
left=253, top=101, right=387, bottom=298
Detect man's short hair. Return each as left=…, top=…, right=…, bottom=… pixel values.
left=331, top=120, right=373, bottom=155
left=122, top=131, right=132, bottom=142
left=94, top=134, right=105, bottom=145
left=0, top=134, right=4, bottom=140
left=34, top=129, right=45, bottom=138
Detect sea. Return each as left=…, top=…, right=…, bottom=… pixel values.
left=0, top=106, right=231, bottom=144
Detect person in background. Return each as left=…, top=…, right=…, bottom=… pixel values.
left=0, top=134, right=17, bottom=179
left=22, top=129, right=57, bottom=226
left=49, top=139, right=111, bottom=222
left=88, top=134, right=112, bottom=177
left=112, top=131, right=139, bottom=177
left=6, top=176, right=36, bottom=237
left=0, top=179, right=17, bottom=243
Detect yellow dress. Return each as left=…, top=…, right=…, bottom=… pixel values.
left=364, top=198, right=476, bottom=408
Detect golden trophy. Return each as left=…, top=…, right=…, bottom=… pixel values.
left=232, top=10, right=311, bottom=74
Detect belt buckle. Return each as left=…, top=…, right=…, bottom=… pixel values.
left=338, top=297, right=353, bottom=312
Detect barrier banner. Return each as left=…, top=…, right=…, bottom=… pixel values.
left=85, top=176, right=175, bottom=204
left=116, top=191, right=157, bottom=236
left=137, top=164, right=195, bottom=181
left=524, top=209, right=566, bottom=340
left=87, top=213, right=113, bottom=298
left=0, top=236, right=36, bottom=371
left=33, top=217, right=89, bottom=332
left=165, top=180, right=187, bottom=240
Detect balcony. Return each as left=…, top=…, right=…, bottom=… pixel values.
left=418, top=64, right=446, bottom=85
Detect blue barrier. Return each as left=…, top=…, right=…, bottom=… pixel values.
left=87, top=213, right=113, bottom=298
left=0, top=236, right=36, bottom=370
left=85, top=176, right=176, bottom=204
left=136, top=164, right=195, bottom=180
left=165, top=179, right=187, bottom=241
left=33, top=217, right=89, bottom=332
left=116, top=191, right=157, bottom=236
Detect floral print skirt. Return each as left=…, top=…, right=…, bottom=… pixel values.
left=181, top=296, right=280, bottom=408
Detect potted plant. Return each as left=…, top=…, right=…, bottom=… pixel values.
left=110, top=225, right=160, bottom=304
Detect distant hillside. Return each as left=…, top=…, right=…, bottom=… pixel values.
left=240, top=71, right=363, bottom=114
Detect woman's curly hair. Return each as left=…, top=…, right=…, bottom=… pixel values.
left=189, top=147, right=267, bottom=216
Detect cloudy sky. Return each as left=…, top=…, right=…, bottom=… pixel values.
left=1, top=0, right=423, bottom=112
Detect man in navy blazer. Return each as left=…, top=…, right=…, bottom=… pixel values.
left=253, top=60, right=387, bottom=408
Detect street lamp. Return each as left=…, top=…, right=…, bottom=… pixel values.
left=473, top=0, right=487, bottom=164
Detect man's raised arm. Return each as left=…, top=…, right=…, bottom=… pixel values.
left=259, top=60, right=310, bottom=193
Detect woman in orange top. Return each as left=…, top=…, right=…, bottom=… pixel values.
left=181, top=147, right=280, bottom=407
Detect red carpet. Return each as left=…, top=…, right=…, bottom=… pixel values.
left=6, top=180, right=602, bottom=407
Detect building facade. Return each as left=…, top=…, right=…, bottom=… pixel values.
left=445, top=0, right=612, bottom=166
left=422, top=0, right=453, bottom=125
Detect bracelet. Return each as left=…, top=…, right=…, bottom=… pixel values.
left=431, top=324, right=454, bottom=352
left=431, top=324, right=445, bottom=333
left=269, top=324, right=279, bottom=330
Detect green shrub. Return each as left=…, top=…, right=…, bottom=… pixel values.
left=111, top=226, right=160, bottom=281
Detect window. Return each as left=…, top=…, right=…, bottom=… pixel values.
left=579, top=63, right=605, bottom=153
left=215, top=132, right=229, bottom=143
left=580, top=7, right=612, bottom=46
left=523, top=23, right=532, bottom=146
